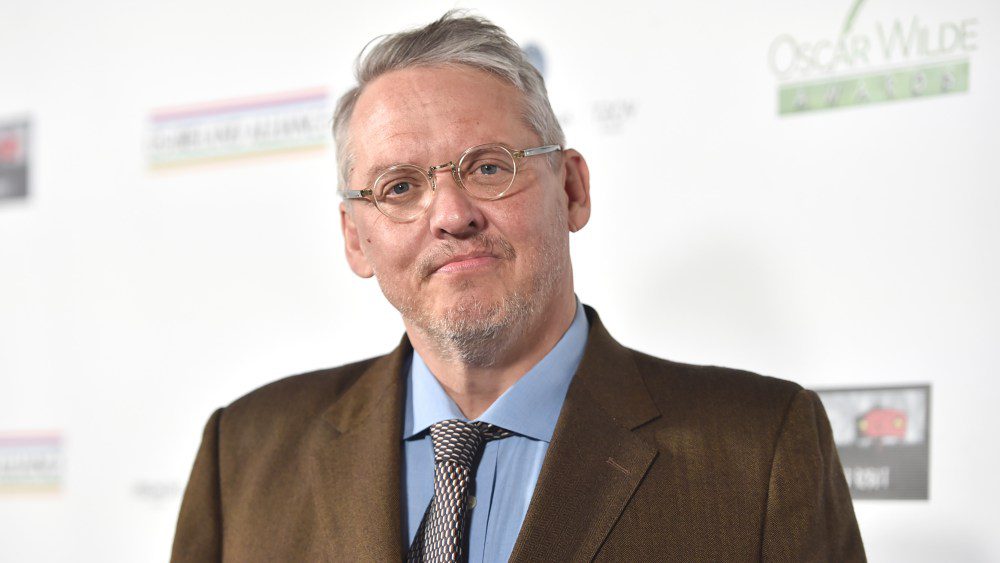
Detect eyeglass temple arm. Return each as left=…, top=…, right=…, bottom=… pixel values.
left=341, top=188, right=373, bottom=200
left=515, top=144, right=562, bottom=158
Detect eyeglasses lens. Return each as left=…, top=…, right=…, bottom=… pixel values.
left=458, top=145, right=516, bottom=199
left=374, top=164, right=433, bottom=221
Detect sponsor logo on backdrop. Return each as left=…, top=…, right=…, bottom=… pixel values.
left=132, top=480, right=182, bottom=504
left=0, top=432, right=63, bottom=493
left=816, top=385, right=930, bottom=499
left=0, top=119, right=30, bottom=200
left=592, top=100, right=638, bottom=135
left=146, top=88, right=331, bottom=169
left=769, top=0, right=977, bottom=115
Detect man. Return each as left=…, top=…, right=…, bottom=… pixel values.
left=172, top=12, right=865, bottom=562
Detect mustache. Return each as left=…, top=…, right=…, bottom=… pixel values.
left=418, top=233, right=517, bottom=277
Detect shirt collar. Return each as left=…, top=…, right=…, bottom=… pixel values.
left=403, top=299, right=589, bottom=443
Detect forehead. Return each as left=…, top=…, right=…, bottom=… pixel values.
left=348, top=65, right=535, bottom=174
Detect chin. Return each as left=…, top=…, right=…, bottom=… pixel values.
left=435, top=289, right=505, bottom=324
left=411, top=288, right=536, bottom=366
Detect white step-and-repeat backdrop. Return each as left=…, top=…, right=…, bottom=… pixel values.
left=1, top=0, right=997, bottom=560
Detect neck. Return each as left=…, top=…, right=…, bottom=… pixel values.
left=405, top=288, right=578, bottom=420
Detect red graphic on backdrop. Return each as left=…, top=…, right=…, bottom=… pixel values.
left=0, top=134, right=21, bottom=163
left=857, top=407, right=907, bottom=440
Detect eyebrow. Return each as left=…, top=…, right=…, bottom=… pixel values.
left=363, top=161, right=404, bottom=183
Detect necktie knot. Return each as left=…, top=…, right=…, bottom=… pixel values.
left=427, top=419, right=512, bottom=468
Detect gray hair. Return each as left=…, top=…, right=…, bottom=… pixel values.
left=332, top=10, right=565, bottom=191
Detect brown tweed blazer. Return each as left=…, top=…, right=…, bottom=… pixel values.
left=172, top=306, right=865, bottom=561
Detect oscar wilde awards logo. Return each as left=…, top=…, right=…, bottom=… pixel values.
left=0, top=119, right=29, bottom=200
left=816, top=385, right=930, bottom=500
left=769, top=0, right=978, bottom=115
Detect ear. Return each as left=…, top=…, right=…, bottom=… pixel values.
left=561, top=149, right=591, bottom=232
left=340, top=202, right=375, bottom=278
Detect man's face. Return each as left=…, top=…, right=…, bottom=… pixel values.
left=340, top=65, right=589, bottom=358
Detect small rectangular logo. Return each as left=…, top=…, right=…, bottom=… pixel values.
left=816, top=385, right=930, bottom=500
left=0, top=119, right=30, bottom=200
left=0, top=432, right=63, bottom=493
left=146, top=87, right=331, bottom=169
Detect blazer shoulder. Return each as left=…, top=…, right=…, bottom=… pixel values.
left=220, top=354, right=387, bottom=430
left=629, top=349, right=804, bottom=429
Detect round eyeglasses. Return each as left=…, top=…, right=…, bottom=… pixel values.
left=341, top=143, right=562, bottom=222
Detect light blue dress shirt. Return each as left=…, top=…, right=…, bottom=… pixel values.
left=402, top=301, right=589, bottom=562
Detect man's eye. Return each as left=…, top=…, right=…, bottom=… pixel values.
left=388, top=182, right=411, bottom=196
left=478, top=164, right=499, bottom=175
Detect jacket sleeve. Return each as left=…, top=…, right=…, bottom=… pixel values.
left=762, top=389, right=866, bottom=562
left=171, top=408, right=225, bottom=562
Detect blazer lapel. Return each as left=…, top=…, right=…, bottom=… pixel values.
left=307, top=339, right=410, bottom=560
left=510, top=307, right=661, bottom=562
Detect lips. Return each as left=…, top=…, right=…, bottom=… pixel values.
left=419, top=234, right=517, bottom=278
left=430, top=251, right=499, bottom=274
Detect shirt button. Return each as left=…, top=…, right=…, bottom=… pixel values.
left=467, top=495, right=477, bottom=509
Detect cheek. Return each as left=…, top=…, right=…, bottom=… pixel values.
left=493, top=189, right=567, bottom=253
left=355, top=211, right=388, bottom=252
left=359, top=221, right=421, bottom=276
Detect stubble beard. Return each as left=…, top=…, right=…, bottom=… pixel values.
left=376, top=227, right=567, bottom=368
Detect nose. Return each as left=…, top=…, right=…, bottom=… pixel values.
left=426, top=164, right=486, bottom=239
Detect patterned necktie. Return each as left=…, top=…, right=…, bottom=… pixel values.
left=406, top=419, right=512, bottom=562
